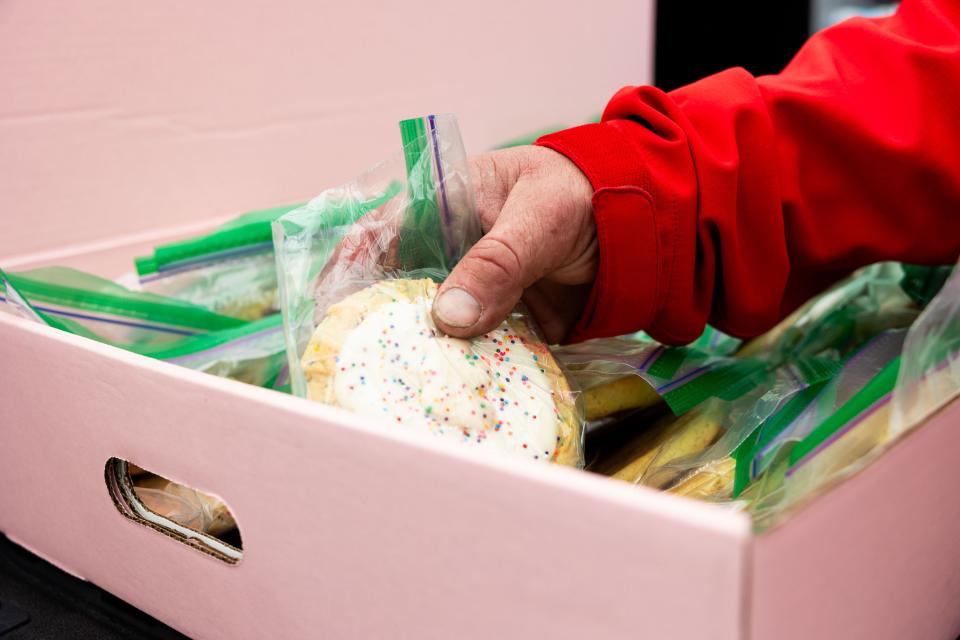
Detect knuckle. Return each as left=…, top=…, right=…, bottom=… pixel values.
left=465, top=235, right=523, bottom=283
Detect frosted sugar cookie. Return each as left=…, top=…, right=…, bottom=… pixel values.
left=302, top=278, right=581, bottom=465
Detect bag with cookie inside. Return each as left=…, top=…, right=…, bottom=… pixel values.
left=0, top=267, right=288, bottom=390
left=555, top=326, right=746, bottom=427
left=273, top=114, right=583, bottom=466
left=134, top=202, right=305, bottom=321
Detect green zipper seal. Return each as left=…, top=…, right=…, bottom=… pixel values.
left=792, top=355, right=843, bottom=384
left=5, top=270, right=244, bottom=331
left=136, top=203, right=303, bottom=276
left=647, top=347, right=692, bottom=380
left=137, top=313, right=283, bottom=359
left=4, top=267, right=286, bottom=388
left=732, top=380, right=827, bottom=497
left=398, top=117, right=444, bottom=274
left=135, top=255, right=158, bottom=275
left=732, top=430, right=761, bottom=499
left=788, top=356, right=901, bottom=468
left=138, top=202, right=304, bottom=276
left=143, top=189, right=406, bottom=276
left=661, top=358, right=768, bottom=415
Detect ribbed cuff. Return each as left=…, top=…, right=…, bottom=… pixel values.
left=537, top=122, right=662, bottom=342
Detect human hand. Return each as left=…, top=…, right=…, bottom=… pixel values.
left=431, top=145, right=597, bottom=344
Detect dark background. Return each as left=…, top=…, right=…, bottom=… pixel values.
left=655, top=1, right=811, bottom=91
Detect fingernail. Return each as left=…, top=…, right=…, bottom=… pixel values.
left=435, top=287, right=481, bottom=328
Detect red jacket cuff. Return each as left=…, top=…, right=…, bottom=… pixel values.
left=537, top=122, right=663, bottom=343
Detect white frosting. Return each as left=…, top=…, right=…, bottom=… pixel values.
left=333, top=296, right=561, bottom=461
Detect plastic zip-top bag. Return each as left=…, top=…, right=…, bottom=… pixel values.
left=273, top=114, right=583, bottom=466
left=0, top=266, right=245, bottom=345
left=589, top=361, right=823, bottom=503
left=132, top=473, right=237, bottom=537
left=556, top=327, right=759, bottom=426
left=0, top=267, right=288, bottom=390
left=761, top=263, right=960, bottom=526
left=890, top=258, right=960, bottom=435
left=134, top=202, right=304, bottom=320
left=585, top=261, right=945, bottom=509
left=741, top=341, right=905, bottom=530
left=734, top=260, right=958, bottom=525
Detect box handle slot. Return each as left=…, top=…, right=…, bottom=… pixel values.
left=105, top=458, right=242, bottom=565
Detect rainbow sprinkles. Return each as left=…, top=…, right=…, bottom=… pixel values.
left=302, top=278, right=582, bottom=466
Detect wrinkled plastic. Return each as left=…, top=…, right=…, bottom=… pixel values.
left=133, top=475, right=236, bottom=537
left=146, top=314, right=289, bottom=390
left=592, top=364, right=810, bottom=503
left=740, top=262, right=919, bottom=365
left=135, top=202, right=304, bottom=320
left=139, top=251, right=279, bottom=321
left=0, top=267, right=288, bottom=389
left=890, top=257, right=960, bottom=435
left=588, top=261, right=937, bottom=512
left=273, top=114, right=583, bottom=466
left=736, top=264, right=954, bottom=528
left=0, top=267, right=244, bottom=346
left=557, top=327, right=759, bottom=421
left=750, top=329, right=906, bottom=479
left=746, top=345, right=904, bottom=531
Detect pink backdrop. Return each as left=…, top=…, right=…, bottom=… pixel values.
left=0, top=0, right=653, bottom=259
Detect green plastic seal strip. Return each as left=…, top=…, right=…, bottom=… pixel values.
left=398, top=116, right=445, bottom=273
left=3, top=267, right=245, bottom=332
left=646, top=346, right=692, bottom=380
left=659, top=357, right=769, bottom=416
left=645, top=348, right=840, bottom=418
left=136, top=202, right=305, bottom=276
left=138, top=187, right=408, bottom=278
left=0, top=269, right=45, bottom=324
left=2, top=268, right=113, bottom=341
left=732, top=380, right=827, bottom=497
left=787, top=355, right=901, bottom=470
left=275, top=182, right=405, bottom=241
left=138, top=312, right=283, bottom=360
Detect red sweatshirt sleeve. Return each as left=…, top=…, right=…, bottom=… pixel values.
left=538, top=0, right=960, bottom=344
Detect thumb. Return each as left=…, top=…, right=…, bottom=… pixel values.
left=432, top=177, right=556, bottom=338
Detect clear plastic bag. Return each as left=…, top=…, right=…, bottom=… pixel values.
left=739, top=262, right=920, bottom=365
left=587, top=264, right=916, bottom=502
left=0, top=267, right=288, bottom=390
left=1, top=266, right=244, bottom=346
left=592, top=364, right=811, bottom=502
left=890, top=257, right=960, bottom=435
left=273, top=114, right=583, bottom=466
left=135, top=202, right=304, bottom=320
left=748, top=329, right=906, bottom=480
left=133, top=475, right=236, bottom=537
left=144, top=313, right=289, bottom=390
left=585, top=260, right=956, bottom=525
left=745, top=347, right=904, bottom=530
left=556, top=327, right=759, bottom=422
left=138, top=251, right=279, bottom=321
left=738, top=263, right=958, bottom=529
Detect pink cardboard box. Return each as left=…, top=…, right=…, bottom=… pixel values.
left=2, top=2, right=960, bottom=639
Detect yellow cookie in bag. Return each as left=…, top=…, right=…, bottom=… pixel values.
left=583, top=375, right=661, bottom=421
left=302, top=278, right=582, bottom=466
left=594, top=408, right=724, bottom=485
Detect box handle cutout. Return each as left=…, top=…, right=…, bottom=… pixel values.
left=105, top=458, right=242, bottom=565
